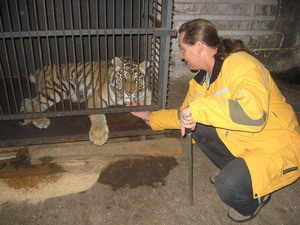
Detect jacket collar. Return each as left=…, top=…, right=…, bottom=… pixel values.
left=193, top=60, right=223, bottom=86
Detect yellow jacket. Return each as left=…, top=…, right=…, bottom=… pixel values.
left=149, top=52, right=300, bottom=198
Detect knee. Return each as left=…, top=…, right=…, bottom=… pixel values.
left=214, top=158, right=252, bottom=204
left=214, top=171, right=236, bottom=204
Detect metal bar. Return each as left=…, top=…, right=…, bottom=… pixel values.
left=137, top=0, right=141, bottom=106
left=129, top=0, right=133, bottom=105
left=187, top=131, right=194, bottom=206
left=0, top=28, right=175, bottom=38
left=3, top=0, right=20, bottom=114
left=158, top=0, right=173, bottom=109
left=33, top=0, right=49, bottom=113
left=43, top=0, right=58, bottom=112
left=105, top=0, right=110, bottom=108
left=121, top=0, right=125, bottom=106
left=112, top=0, right=117, bottom=107
left=77, top=0, right=87, bottom=109
left=70, top=0, right=81, bottom=110
left=15, top=0, right=33, bottom=114
left=0, top=61, right=10, bottom=115
left=0, top=104, right=162, bottom=121
left=24, top=0, right=38, bottom=114
left=150, top=0, right=158, bottom=105
left=61, top=0, right=73, bottom=111
left=96, top=0, right=103, bottom=109
left=87, top=0, right=95, bottom=110
left=25, top=0, right=41, bottom=112
left=51, top=0, right=64, bottom=112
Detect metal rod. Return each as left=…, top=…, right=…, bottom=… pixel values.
left=24, top=0, right=38, bottom=114
left=187, top=130, right=194, bottom=206
left=0, top=28, right=175, bottom=38
left=61, top=0, right=73, bottom=111
left=87, top=0, right=95, bottom=109
left=77, top=0, right=87, bottom=109
left=15, top=0, right=33, bottom=114
left=0, top=103, right=161, bottom=121
left=121, top=0, right=125, bottom=106
left=33, top=0, right=49, bottom=113
left=70, top=0, right=80, bottom=110
left=52, top=0, right=64, bottom=112
left=0, top=62, right=9, bottom=115
left=105, top=0, right=109, bottom=108
left=43, top=0, right=58, bottom=112
left=112, top=0, right=117, bottom=107
left=96, top=0, right=103, bottom=108
left=5, top=0, right=22, bottom=114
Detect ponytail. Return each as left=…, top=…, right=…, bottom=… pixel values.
left=215, top=38, right=250, bottom=61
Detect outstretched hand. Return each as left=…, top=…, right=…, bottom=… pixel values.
left=125, top=101, right=151, bottom=122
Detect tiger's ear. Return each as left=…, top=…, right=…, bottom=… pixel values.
left=111, top=57, right=123, bottom=70
left=139, top=61, right=150, bottom=74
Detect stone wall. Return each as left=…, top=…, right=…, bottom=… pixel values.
left=169, top=0, right=300, bottom=77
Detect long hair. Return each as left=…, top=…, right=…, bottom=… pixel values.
left=178, top=19, right=250, bottom=61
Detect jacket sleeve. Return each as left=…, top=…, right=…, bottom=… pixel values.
left=189, top=64, right=270, bottom=132
left=148, top=79, right=196, bottom=130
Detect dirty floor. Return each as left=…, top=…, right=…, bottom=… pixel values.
left=0, top=72, right=300, bottom=225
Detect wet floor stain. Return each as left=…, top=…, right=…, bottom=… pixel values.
left=98, top=156, right=179, bottom=191
left=0, top=148, right=64, bottom=189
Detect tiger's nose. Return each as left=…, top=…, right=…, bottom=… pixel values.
left=124, top=88, right=137, bottom=96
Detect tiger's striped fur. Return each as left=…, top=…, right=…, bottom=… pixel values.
left=20, top=57, right=152, bottom=146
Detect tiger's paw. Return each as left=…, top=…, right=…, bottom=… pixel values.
left=89, top=125, right=109, bottom=146
left=32, top=118, right=51, bottom=129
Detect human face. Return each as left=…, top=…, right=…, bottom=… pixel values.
left=178, top=32, right=201, bottom=70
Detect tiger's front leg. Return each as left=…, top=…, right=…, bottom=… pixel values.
left=88, top=90, right=109, bottom=146
left=20, top=97, right=51, bottom=129
left=88, top=114, right=109, bottom=146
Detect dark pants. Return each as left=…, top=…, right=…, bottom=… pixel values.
left=192, top=124, right=261, bottom=216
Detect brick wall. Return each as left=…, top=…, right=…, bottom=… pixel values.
left=170, top=0, right=300, bottom=77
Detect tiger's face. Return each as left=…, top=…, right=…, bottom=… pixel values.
left=109, top=57, right=150, bottom=104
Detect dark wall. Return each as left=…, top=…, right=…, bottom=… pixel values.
left=257, top=0, right=300, bottom=72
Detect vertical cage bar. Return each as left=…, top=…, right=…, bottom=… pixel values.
left=96, top=0, right=103, bottom=109
left=61, top=0, right=73, bottom=111
left=129, top=0, right=133, bottom=105
left=70, top=0, right=81, bottom=110
left=15, top=0, right=33, bottom=114
left=158, top=0, right=172, bottom=108
left=77, top=0, right=88, bottom=109
left=0, top=60, right=10, bottom=116
left=34, top=0, right=50, bottom=113
left=43, top=0, right=58, bottom=112
left=23, top=0, right=37, bottom=113
left=136, top=0, right=140, bottom=105
left=51, top=0, right=65, bottom=112
left=87, top=0, right=95, bottom=109
left=24, top=0, right=39, bottom=114
left=5, top=0, right=24, bottom=114
left=105, top=0, right=110, bottom=107
left=121, top=0, right=125, bottom=106
left=112, top=0, right=117, bottom=107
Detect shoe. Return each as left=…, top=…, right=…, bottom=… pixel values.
left=227, top=194, right=271, bottom=223
left=210, top=169, right=220, bottom=184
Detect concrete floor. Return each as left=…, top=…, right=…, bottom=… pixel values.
left=0, top=74, right=299, bottom=225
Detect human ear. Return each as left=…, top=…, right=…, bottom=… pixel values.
left=196, top=41, right=203, bottom=56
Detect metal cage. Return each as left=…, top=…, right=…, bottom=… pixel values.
left=0, top=0, right=174, bottom=121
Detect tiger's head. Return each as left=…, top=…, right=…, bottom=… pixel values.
left=109, top=57, right=150, bottom=104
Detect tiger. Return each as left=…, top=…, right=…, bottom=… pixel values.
left=20, top=57, right=152, bottom=146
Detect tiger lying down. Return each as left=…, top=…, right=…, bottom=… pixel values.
left=20, top=57, right=152, bottom=146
